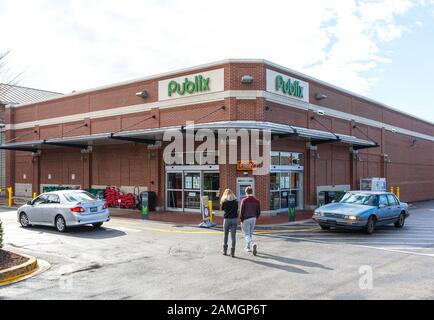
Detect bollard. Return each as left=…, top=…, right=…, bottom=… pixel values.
left=7, top=187, right=13, bottom=208
left=390, top=186, right=394, bottom=194
left=33, top=192, right=37, bottom=199
left=209, top=200, right=213, bottom=224
left=397, top=187, right=400, bottom=200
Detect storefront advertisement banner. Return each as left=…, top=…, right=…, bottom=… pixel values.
left=201, top=196, right=210, bottom=222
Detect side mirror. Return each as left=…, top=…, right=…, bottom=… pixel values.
left=27, top=201, right=33, bottom=205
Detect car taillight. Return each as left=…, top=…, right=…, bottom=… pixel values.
left=70, top=207, right=85, bottom=213
left=103, top=203, right=108, bottom=210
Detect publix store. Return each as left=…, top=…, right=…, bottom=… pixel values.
left=2, top=59, right=434, bottom=215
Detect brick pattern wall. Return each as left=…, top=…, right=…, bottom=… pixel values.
left=4, top=61, right=434, bottom=209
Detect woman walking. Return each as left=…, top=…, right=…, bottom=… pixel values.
left=221, top=189, right=238, bottom=258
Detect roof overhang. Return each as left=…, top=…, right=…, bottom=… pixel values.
left=0, top=121, right=378, bottom=152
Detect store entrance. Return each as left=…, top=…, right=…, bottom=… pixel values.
left=166, top=170, right=220, bottom=212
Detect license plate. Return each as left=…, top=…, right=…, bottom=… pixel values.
left=90, top=207, right=98, bottom=213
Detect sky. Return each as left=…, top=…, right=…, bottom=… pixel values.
left=1, top=0, right=434, bottom=122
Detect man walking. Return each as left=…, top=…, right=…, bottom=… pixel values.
left=240, top=187, right=261, bottom=255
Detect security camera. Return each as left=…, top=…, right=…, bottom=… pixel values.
left=136, top=90, right=148, bottom=99
left=315, top=93, right=327, bottom=101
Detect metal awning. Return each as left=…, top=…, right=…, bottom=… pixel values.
left=0, top=121, right=378, bottom=152
left=189, top=121, right=378, bottom=149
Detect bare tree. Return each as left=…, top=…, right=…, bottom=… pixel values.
left=0, top=49, right=24, bottom=103
left=1, top=49, right=23, bottom=85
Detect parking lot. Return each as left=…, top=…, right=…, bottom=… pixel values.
left=1, top=201, right=434, bottom=300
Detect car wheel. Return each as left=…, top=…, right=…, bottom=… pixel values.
left=92, top=222, right=103, bottom=229
left=365, top=216, right=376, bottom=235
left=55, top=216, right=67, bottom=233
left=19, top=212, right=31, bottom=228
left=394, top=212, right=406, bottom=228
left=320, top=225, right=330, bottom=230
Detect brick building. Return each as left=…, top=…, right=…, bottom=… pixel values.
left=1, top=60, right=433, bottom=214
left=0, top=83, right=62, bottom=190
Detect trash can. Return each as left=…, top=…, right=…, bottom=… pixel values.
left=139, top=191, right=157, bottom=220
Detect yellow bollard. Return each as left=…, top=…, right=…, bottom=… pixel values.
left=397, top=187, right=400, bottom=200
left=209, top=200, right=213, bottom=224
left=33, top=192, right=37, bottom=199
left=390, top=186, right=394, bottom=194
left=7, top=187, right=13, bottom=208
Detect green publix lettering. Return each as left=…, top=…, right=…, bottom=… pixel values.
left=168, top=75, right=210, bottom=96
left=275, top=75, right=304, bottom=99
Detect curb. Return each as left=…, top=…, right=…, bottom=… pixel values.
left=0, top=206, right=19, bottom=210
left=0, top=252, right=39, bottom=286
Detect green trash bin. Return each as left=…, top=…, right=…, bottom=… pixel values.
left=140, top=192, right=149, bottom=220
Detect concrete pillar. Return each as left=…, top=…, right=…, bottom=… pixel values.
left=81, top=147, right=92, bottom=189
left=4, top=106, right=15, bottom=191
left=349, top=149, right=358, bottom=190
left=380, top=128, right=387, bottom=178
left=305, top=142, right=317, bottom=210
left=32, top=152, right=41, bottom=195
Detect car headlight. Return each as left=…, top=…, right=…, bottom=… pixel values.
left=314, top=211, right=324, bottom=217
left=345, top=215, right=362, bottom=221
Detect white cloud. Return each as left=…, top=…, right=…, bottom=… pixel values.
left=0, top=0, right=431, bottom=96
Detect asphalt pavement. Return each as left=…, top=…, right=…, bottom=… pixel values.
left=0, top=201, right=434, bottom=299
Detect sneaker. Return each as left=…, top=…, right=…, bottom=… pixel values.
left=252, top=244, right=257, bottom=256
left=245, top=247, right=252, bottom=252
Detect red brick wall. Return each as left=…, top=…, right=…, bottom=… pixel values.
left=4, top=61, right=434, bottom=208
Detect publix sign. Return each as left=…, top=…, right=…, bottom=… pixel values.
left=159, top=68, right=224, bottom=101
left=168, top=75, right=210, bottom=97
left=266, top=69, right=309, bottom=103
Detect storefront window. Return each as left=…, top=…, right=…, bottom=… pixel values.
left=184, top=191, right=201, bottom=210
left=167, top=191, right=183, bottom=209
left=270, top=192, right=281, bottom=211
left=184, top=172, right=201, bottom=190
left=270, top=173, right=280, bottom=191
left=270, top=151, right=304, bottom=166
left=204, top=172, right=220, bottom=211
left=281, top=190, right=289, bottom=209
left=166, top=171, right=220, bottom=212
left=292, top=153, right=303, bottom=166
left=167, top=172, right=183, bottom=209
left=280, top=152, right=292, bottom=166
left=269, top=171, right=302, bottom=210
left=173, top=151, right=219, bottom=165
left=167, top=173, right=182, bottom=189
left=271, top=152, right=280, bottom=165
left=291, top=172, right=299, bottom=189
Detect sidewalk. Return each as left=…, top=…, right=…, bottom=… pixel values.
left=0, top=200, right=314, bottom=227
left=109, top=207, right=314, bottom=226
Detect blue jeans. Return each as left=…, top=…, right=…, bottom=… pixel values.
left=223, top=218, right=238, bottom=248
left=241, top=217, right=257, bottom=249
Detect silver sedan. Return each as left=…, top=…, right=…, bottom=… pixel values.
left=17, top=190, right=110, bottom=232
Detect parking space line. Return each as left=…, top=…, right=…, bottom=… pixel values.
left=255, top=227, right=320, bottom=235
left=140, top=227, right=223, bottom=234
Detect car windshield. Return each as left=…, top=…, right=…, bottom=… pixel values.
left=339, top=193, right=378, bottom=206
left=64, top=191, right=97, bottom=203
